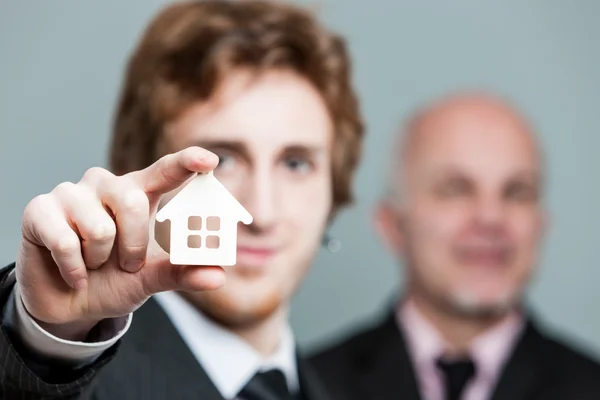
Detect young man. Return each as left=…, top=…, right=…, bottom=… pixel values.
left=310, top=93, right=600, bottom=400
left=0, top=1, right=364, bottom=399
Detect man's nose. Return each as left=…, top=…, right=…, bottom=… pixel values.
left=240, top=171, right=277, bottom=232
left=473, top=194, right=506, bottom=228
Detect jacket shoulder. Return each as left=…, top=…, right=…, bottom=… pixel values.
left=308, top=313, right=393, bottom=370
left=537, top=326, right=600, bottom=376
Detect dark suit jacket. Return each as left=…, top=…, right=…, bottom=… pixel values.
left=309, top=308, right=600, bottom=400
left=0, top=263, right=333, bottom=400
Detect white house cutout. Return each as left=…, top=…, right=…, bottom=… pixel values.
left=156, top=171, right=253, bottom=266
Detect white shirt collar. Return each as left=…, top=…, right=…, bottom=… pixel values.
left=153, top=290, right=299, bottom=399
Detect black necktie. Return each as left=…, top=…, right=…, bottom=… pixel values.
left=237, top=369, right=293, bottom=400
left=435, top=357, right=476, bottom=400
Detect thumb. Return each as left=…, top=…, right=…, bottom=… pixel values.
left=140, top=251, right=226, bottom=294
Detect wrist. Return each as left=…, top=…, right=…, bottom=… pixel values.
left=15, top=284, right=103, bottom=342
left=33, top=318, right=101, bottom=342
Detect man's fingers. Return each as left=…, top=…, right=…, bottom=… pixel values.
left=80, top=167, right=150, bottom=272
left=22, top=194, right=88, bottom=289
left=133, top=147, right=219, bottom=200
left=139, top=250, right=226, bottom=294
left=98, top=179, right=150, bottom=273
left=53, top=182, right=116, bottom=269
left=148, top=265, right=226, bottom=293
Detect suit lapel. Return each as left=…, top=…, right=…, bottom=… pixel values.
left=116, top=297, right=224, bottom=400
left=490, top=319, right=546, bottom=400
left=296, top=354, right=334, bottom=400
left=356, top=313, right=422, bottom=400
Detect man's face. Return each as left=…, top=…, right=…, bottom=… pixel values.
left=380, top=104, right=546, bottom=317
left=155, top=68, right=333, bottom=327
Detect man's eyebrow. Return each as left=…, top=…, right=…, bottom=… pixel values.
left=194, top=140, right=327, bottom=154
left=192, top=139, right=248, bottom=153
left=281, top=144, right=327, bottom=155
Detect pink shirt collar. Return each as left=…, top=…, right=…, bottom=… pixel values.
left=397, top=298, right=525, bottom=398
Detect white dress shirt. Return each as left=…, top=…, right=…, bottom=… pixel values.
left=10, top=280, right=299, bottom=399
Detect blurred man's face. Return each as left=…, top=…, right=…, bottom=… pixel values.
left=155, top=68, right=333, bottom=327
left=378, top=101, right=546, bottom=317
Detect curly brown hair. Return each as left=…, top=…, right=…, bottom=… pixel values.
left=108, top=0, right=364, bottom=216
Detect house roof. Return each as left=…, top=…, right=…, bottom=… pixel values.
left=155, top=171, right=253, bottom=225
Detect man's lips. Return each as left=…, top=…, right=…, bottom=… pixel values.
left=235, top=246, right=277, bottom=267
left=454, top=246, right=512, bottom=267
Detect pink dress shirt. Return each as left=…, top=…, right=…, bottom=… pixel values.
left=397, top=299, right=525, bottom=400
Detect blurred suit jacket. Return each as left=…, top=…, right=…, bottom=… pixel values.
left=309, top=307, right=600, bottom=400
left=0, top=263, right=332, bottom=400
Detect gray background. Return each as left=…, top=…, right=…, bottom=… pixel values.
left=1, top=0, right=599, bottom=356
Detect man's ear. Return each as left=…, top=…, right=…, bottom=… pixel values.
left=373, top=200, right=405, bottom=256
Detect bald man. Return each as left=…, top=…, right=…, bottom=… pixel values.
left=309, top=93, right=600, bottom=400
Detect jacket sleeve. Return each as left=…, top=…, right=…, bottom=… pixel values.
left=0, top=262, right=121, bottom=399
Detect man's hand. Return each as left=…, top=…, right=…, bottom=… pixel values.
left=16, top=147, right=225, bottom=340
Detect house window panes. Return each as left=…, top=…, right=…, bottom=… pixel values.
left=188, top=216, right=202, bottom=230
left=187, top=235, right=202, bottom=248
left=185, top=215, right=223, bottom=249
left=206, top=235, right=220, bottom=249
left=206, top=216, right=220, bottom=231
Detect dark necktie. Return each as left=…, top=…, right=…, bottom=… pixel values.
left=237, top=369, right=294, bottom=400
left=435, top=357, right=477, bottom=400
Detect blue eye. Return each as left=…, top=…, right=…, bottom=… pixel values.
left=284, top=157, right=311, bottom=173
left=215, top=153, right=236, bottom=171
